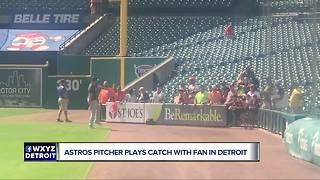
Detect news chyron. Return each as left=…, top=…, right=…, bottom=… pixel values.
left=24, top=143, right=57, bottom=162
left=24, top=142, right=260, bottom=162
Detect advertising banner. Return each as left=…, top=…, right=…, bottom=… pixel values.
left=0, top=29, right=77, bottom=51
left=11, top=12, right=85, bottom=29
left=105, top=103, right=227, bottom=127
left=0, top=68, right=42, bottom=107
left=105, top=102, right=145, bottom=123
left=0, top=29, right=8, bottom=49
left=125, top=57, right=165, bottom=85
left=147, top=104, right=227, bottom=127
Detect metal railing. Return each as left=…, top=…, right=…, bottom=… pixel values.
left=257, top=108, right=306, bottom=138
left=58, top=15, right=105, bottom=53
left=58, top=29, right=82, bottom=52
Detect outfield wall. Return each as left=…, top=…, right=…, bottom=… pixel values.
left=0, top=51, right=57, bottom=75
left=57, top=55, right=91, bottom=75
left=124, top=57, right=175, bottom=93
left=46, top=75, right=91, bottom=109
left=0, top=56, right=170, bottom=109
left=57, top=56, right=167, bottom=86
left=0, top=64, right=91, bottom=109
left=104, top=102, right=227, bottom=127
left=0, top=63, right=48, bottom=107
left=90, top=57, right=166, bottom=87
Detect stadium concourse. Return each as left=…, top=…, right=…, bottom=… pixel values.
left=1, top=110, right=320, bottom=179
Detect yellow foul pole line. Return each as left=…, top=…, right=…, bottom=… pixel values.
left=119, top=0, right=128, bottom=89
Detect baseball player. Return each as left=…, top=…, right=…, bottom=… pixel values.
left=87, top=77, right=101, bottom=128
left=57, top=79, right=72, bottom=123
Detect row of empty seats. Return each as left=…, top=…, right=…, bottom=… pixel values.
left=85, top=16, right=227, bottom=56
left=1, top=0, right=316, bottom=13
left=128, top=0, right=235, bottom=9
left=256, top=0, right=318, bottom=12
left=126, top=0, right=316, bottom=12
left=1, top=0, right=315, bottom=14
left=269, top=0, right=315, bottom=11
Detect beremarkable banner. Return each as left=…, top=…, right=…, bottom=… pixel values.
left=24, top=142, right=260, bottom=162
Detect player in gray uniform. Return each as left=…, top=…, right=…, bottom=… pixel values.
left=87, top=77, right=100, bottom=128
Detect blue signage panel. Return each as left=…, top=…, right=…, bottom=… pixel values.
left=11, top=11, right=87, bottom=29
left=0, top=29, right=77, bottom=51
left=0, top=29, right=9, bottom=49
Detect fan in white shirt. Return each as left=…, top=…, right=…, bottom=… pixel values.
left=246, top=84, right=260, bottom=109
left=124, top=88, right=138, bottom=103
left=152, top=86, right=165, bottom=103
left=188, top=76, right=199, bottom=104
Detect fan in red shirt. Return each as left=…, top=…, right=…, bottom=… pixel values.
left=174, top=88, right=190, bottom=105
left=115, top=86, right=126, bottom=102
left=108, top=96, right=118, bottom=119
left=98, top=81, right=110, bottom=104
left=90, top=0, right=97, bottom=15
left=107, top=85, right=116, bottom=102
left=98, top=81, right=110, bottom=121
left=208, top=85, right=222, bottom=105
left=224, top=22, right=235, bottom=39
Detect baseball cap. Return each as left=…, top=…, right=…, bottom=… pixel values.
left=91, top=77, right=98, bottom=81
left=58, top=79, right=66, bottom=84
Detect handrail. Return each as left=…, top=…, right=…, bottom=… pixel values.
left=123, top=56, right=174, bottom=92
left=257, top=108, right=306, bottom=138
left=58, top=29, right=82, bottom=51
left=59, top=15, right=105, bottom=52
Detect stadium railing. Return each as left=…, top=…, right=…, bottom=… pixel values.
left=257, top=108, right=306, bottom=138
left=59, top=15, right=109, bottom=54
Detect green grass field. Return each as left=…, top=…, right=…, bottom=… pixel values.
left=0, top=109, right=110, bottom=179
left=0, top=108, right=52, bottom=118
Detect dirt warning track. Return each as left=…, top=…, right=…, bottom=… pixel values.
left=88, top=123, right=320, bottom=179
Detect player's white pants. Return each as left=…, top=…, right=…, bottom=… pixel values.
left=89, top=100, right=99, bottom=126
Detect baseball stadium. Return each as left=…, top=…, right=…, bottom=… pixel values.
left=0, top=0, right=320, bottom=179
